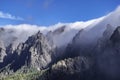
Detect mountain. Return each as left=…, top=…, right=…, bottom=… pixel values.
left=0, top=31, right=56, bottom=73
left=1, top=6, right=120, bottom=80
left=92, top=26, right=120, bottom=80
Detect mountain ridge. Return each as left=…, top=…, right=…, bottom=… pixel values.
left=0, top=6, right=120, bottom=80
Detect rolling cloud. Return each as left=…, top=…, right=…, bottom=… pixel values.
left=0, top=6, right=120, bottom=47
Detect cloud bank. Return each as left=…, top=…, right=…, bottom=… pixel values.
left=0, top=6, right=120, bottom=47
left=0, top=11, right=24, bottom=20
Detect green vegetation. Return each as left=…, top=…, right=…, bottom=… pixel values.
left=0, top=68, right=48, bottom=80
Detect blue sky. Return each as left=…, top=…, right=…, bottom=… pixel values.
left=0, top=0, right=120, bottom=26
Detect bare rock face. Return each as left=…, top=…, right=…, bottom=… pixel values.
left=0, top=40, right=6, bottom=62
left=0, top=28, right=6, bottom=62
left=27, top=31, right=54, bottom=70
left=10, top=31, right=55, bottom=71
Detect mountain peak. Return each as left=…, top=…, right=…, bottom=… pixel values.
left=110, top=26, right=120, bottom=43
left=36, top=31, right=42, bottom=37
left=9, top=31, right=55, bottom=71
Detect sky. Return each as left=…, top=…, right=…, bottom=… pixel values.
left=0, top=0, right=120, bottom=26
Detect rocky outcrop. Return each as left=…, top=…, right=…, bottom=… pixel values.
left=0, top=31, right=56, bottom=72
left=26, top=31, right=54, bottom=70
left=8, top=31, right=55, bottom=71
left=52, top=56, right=91, bottom=73
left=48, top=56, right=93, bottom=80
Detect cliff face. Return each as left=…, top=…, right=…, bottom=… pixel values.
left=0, top=40, right=6, bottom=62
left=94, top=26, right=120, bottom=80
left=9, top=31, right=55, bottom=71
left=0, top=31, right=56, bottom=72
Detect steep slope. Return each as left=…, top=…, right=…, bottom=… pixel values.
left=110, top=26, right=120, bottom=43
left=2, top=31, right=55, bottom=72
left=63, top=7, right=120, bottom=60
left=65, top=24, right=114, bottom=58
left=64, top=29, right=84, bottom=58
left=46, top=18, right=104, bottom=48
left=94, top=26, right=120, bottom=80
left=0, top=40, right=6, bottom=62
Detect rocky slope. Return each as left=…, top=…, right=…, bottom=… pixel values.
left=0, top=31, right=56, bottom=73
left=1, top=26, right=120, bottom=80
left=48, top=56, right=94, bottom=80
left=93, top=26, right=120, bottom=80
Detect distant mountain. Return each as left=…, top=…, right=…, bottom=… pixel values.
left=93, top=26, right=120, bottom=80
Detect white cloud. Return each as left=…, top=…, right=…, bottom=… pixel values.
left=0, top=5, right=120, bottom=47
left=0, top=11, right=24, bottom=20
left=0, top=15, right=105, bottom=47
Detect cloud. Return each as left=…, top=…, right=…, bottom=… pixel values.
left=0, top=14, right=105, bottom=47
left=0, top=11, right=24, bottom=20
left=0, top=5, right=120, bottom=47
